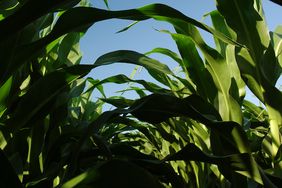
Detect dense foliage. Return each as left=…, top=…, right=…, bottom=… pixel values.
left=0, top=0, right=281, bottom=187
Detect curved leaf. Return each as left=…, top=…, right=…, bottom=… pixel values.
left=94, top=50, right=172, bottom=75
left=164, top=143, right=269, bottom=186
left=62, top=159, right=163, bottom=188
left=0, top=0, right=80, bottom=41
left=145, top=47, right=182, bottom=65
left=1, top=3, right=241, bottom=85
left=127, top=94, right=251, bottom=153
left=87, top=74, right=172, bottom=95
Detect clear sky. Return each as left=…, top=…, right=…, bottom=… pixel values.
left=80, top=0, right=282, bottom=102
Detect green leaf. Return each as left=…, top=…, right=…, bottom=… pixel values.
left=0, top=0, right=80, bottom=41
left=167, top=31, right=217, bottom=102
left=216, top=0, right=269, bottom=61
left=128, top=94, right=252, bottom=153
left=209, top=10, right=245, bottom=101
left=161, top=28, right=242, bottom=123
left=94, top=50, right=176, bottom=89
left=1, top=3, right=241, bottom=85
left=0, top=76, right=12, bottom=117
left=136, top=4, right=241, bottom=46
left=57, top=32, right=83, bottom=66
left=270, top=25, right=282, bottom=72
left=78, top=144, right=185, bottom=187
left=110, top=118, right=161, bottom=150
left=66, top=109, right=124, bottom=178
left=243, top=100, right=267, bottom=121
left=61, top=159, right=163, bottom=188
left=116, top=21, right=139, bottom=33
left=129, top=94, right=208, bottom=124
left=0, top=0, right=20, bottom=19
left=100, top=97, right=135, bottom=108
left=145, top=47, right=182, bottom=65
left=94, top=50, right=172, bottom=75
left=5, top=65, right=92, bottom=132
left=87, top=74, right=172, bottom=95
left=165, top=143, right=264, bottom=185
left=217, top=0, right=282, bottom=162
left=103, top=0, right=109, bottom=9
left=225, top=44, right=246, bottom=102
left=209, top=10, right=235, bottom=57
left=28, top=119, right=46, bottom=178
left=5, top=46, right=177, bottom=148
left=216, top=0, right=282, bottom=118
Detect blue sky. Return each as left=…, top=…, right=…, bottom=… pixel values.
left=80, top=0, right=282, bottom=102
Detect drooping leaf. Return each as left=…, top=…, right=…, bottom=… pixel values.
left=145, top=47, right=182, bottom=65
left=87, top=74, right=172, bottom=95
left=164, top=143, right=265, bottom=186
left=127, top=94, right=252, bottom=153
left=1, top=3, right=241, bottom=85
left=5, top=48, right=170, bottom=132
left=129, top=93, right=207, bottom=124
left=94, top=50, right=172, bottom=75
left=0, top=0, right=81, bottom=41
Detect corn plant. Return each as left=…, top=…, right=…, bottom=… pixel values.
left=0, top=0, right=281, bottom=188
left=76, top=0, right=281, bottom=187
left=0, top=0, right=107, bottom=187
